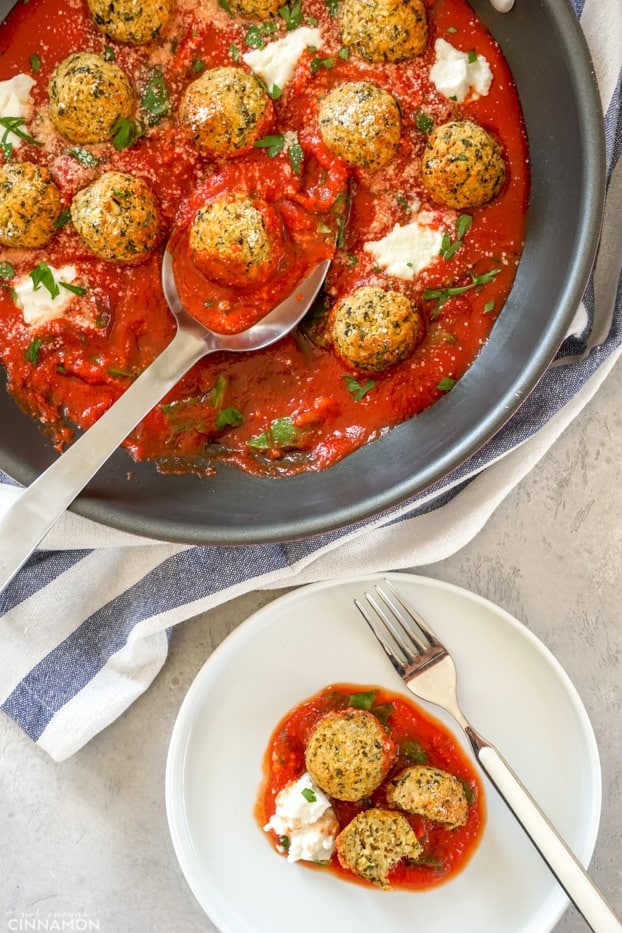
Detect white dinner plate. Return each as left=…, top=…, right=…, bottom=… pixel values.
left=165, top=573, right=601, bottom=933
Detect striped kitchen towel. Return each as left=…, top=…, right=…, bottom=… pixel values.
left=1, top=0, right=621, bottom=760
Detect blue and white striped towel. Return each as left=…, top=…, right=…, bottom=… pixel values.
left=1, top=0, right=621, bottom=761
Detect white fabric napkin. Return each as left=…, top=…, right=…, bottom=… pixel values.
left=1, top=0, right=621, bottom=761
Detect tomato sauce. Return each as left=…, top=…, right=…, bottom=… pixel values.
left=0, top=0, right=529, bottom=478
left=257, top=683, right=484, bottom=889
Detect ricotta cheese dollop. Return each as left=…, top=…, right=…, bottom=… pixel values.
left=264, top=771, right=339, bottom=864
left=243, top=26, right=322, bottom=93
left=14, top=265, right=79, bottom=327
left=364, top=217, right=444, bottom=280
left=429, top=38, right=493, bottom=103
left=0, top=74, right=37, bottom=150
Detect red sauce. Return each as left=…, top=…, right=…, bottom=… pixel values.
left=257, top=683, right=485, bottom=889
left=0, top=0, right=529, bottom=477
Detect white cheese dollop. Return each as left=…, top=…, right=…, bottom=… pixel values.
left=243, top=26, right=322, bottom=92
left=364, top=218, right=444, bottom=280
left=264, top=772, right=338, bottom=864
left=14, top=265, right=79, bottom=327
left=0, top=74, right=37, bottom=150
left=429, top=38, right=493, bottom=103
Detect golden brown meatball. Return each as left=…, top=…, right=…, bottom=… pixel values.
left=336, top=809, right=422, bottom=887
left=179, top=68, right=273, bottom=158
left=0, top=162, right=61, bottom=248
left=421, top=120, right=507, bottom=210
left=330, top=286, right=424, bottom=372
left=227, top=0, right=280, bottom=17
left=87, top=0, right=172, bottom=44
left=304, top=709, right=397, bottom=801
left=339, top=0, right=428, bottom=63
left=318, top=82, right=401, bottom=171
left=386, top=764, right=469, bottom=828
left=190, top=194, right=281, bottom=288
left=48, top=52, right=135, bottom=145
left=71, top=171, right=159, bottom=264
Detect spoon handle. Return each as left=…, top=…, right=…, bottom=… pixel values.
left=0, top=327, right=207, bottom=593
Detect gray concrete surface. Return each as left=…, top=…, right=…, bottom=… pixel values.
left=1, top=356, right=621, bottom=932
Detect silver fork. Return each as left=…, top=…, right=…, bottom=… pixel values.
left=355, top=579, right=622, bottom=933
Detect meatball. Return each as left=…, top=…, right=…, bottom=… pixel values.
left=336, top=809, right=422, bottom=887
left=86, top=0, right=172, bottom=44
left=330, top=286, right=424, bottom=372
left=318, top=82, right=401, bottom=171
left=48, top=52, right=135, bottom=145
left=189, top=195, right=280, bottom=288
left=179, top=68, right=273, bottom=158
left=339, top=0, right=428, bottom=63
left=70, top=171, right=159, bottom=264
left=227, top=0, right=280, bottom=17
left=422, top=120, right=507, bottom=210
left=304, top=709, right=397, bottom=801
left=386, top=765, right=469, bottom=828
left=0, top=162, right=61, bottom=248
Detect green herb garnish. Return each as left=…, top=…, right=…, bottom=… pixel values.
left=0, top=262, right=15, bottom=280
left=400, top=738, right=428, bottom=763
left=437, top=376, right=456, bottom=392
left=111, top=117, right=145, bottom=150
left=60, top=281, right=88, bottom=296
left=25, top=337, right=44, bottom=365
left=254, top=134, right=285, bottom=158
left=215, top=407, right=244, bottom=430
left=279, top=0, right=303, bottom=30
left=301, top=787, right=317, bottom=803
left=140, top=69, right=171, bottom=125
left=344, top=375, right=375, bottom=401
left=30, top=53, right=41, bottom=73
left=54, top=207, right=72, bottom=228
left=415, top=111, right=434, bottom=134
left=30, top=262, right=59, bottom=299
left=67, top=146, right=100, bottom=168
left=424, top=267, right=501, bottom=317
left=348, top=690, right=376, bottom=710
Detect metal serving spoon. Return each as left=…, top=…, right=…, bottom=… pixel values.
left=0, top=249, right=331, bottom=593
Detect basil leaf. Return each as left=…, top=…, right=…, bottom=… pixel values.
left=253, top=134, right=285, bottom=158
left=140, top=69, right=171, bottom=126
left=111, top=117, right=145, bottom=150
left=437, top=376, right=456, bottom=392
left=301, top=787, right=317, bottom=803
left=347, top=690, right=376, bottom=710
left=400, top=738, right=428, bottom=763
left=344, top=375, right=375, bottom=401
left=67, top=146, right=100, bottom=167
left=288, top=138, right=303, bottom=175
left=0, top=262, right=15, bottom=280
left=25, top=337, right=44, bottom=365
left=215, top=407, right=244, bottom=430
left=30, top=262, right=59, bottom=299
left=60, top=281, right=88, bottom=296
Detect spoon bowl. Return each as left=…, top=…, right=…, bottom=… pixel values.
left=0, top=248, right=332, bottom=593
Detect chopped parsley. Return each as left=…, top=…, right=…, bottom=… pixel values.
left=310, top=54, right=335, bottom=74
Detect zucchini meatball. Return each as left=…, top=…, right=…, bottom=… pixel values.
left=318, top=82, right=401, bottom=171
left=87, top=0, right=172, bottom=44
left=330, top=286, right=424, bottom=372
left=189, top=195, right=280, bottom=288
left=336, top=809, right=422, bottom=887
left=179, top=68, right=273, bottom=158
left=386, top=764, right=469, bottom=828
left=48, top=52, right=135, bottom=145
left=71, top=171, right=159, bottom=264
left=0, top=162, right=61, bottom=248
left=227, top=0, right=280, bottom=17
left=339, top=0, right=428, bottom=63
left=422, top=120, right=507, bottom=210
left=304, top=709, right=397, bottom=801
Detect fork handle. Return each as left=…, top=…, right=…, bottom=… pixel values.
left=466, top=728, right=622, bottom=932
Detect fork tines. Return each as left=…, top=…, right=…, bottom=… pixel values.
left=354, top=579, right=446, bottom=676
